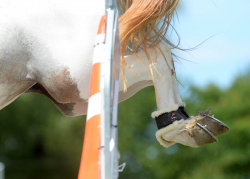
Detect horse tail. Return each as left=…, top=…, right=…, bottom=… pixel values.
left=118, top=0, right=179, bottom=90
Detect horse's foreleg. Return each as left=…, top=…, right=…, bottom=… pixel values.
left=121, top=43, right=229, bottom=148
left=150, top=44, right=229, bottom=148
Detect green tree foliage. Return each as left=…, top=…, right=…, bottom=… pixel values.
left=0, top=70, right=250, bottom=179
left=0, top=94, right=85, bottom=179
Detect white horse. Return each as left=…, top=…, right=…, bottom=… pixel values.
left=0, top=0, right=228, bottom=148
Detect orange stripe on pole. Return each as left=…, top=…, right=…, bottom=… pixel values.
left=89, top=63, right=101, bottom=98
left=78, top=114, right=101, bottom=179
left=97, top=15, right=106, bottom=35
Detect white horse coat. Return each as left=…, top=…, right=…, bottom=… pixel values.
left=0, top=0, right=228, bottom=148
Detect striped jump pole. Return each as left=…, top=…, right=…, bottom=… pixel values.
left=78, top=15, right=106, bottom=179
left=78, top=0, right=121, bottom=178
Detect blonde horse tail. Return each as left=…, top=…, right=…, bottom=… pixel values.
left=118, top=0, right=179, bottom=90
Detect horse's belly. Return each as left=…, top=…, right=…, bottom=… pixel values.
left=0, top=0, right=105, bottom=102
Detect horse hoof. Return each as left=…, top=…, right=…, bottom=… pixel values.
left=156, top=116, right=219, bottom=148
left=197, top=114, right=229, bottom=136
left=173, top=118, right=218, bottom=147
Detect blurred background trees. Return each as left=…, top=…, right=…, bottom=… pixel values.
left=0, top=70, right=250, bottom=179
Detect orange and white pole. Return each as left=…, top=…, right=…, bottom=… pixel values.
left=78, top=1, right=121, bottom=178
left=78, top=15, right=106, bottom=179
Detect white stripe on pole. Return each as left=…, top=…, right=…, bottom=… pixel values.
left=94, top=34, right=106, bottom=46
left=93, top=46, right=105, bottom=64
left=86, top=93, right=102, bottom=121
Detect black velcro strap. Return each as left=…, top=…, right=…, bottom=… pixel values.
left=155, top=113, right=173, bottom=130
left=155, top=109, right=188, bottom=130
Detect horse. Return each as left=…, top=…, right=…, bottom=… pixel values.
left=0, top=0, right=228, bottom=148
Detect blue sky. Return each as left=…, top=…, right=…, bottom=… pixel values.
left=171, top=0, right=250, bottom=89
